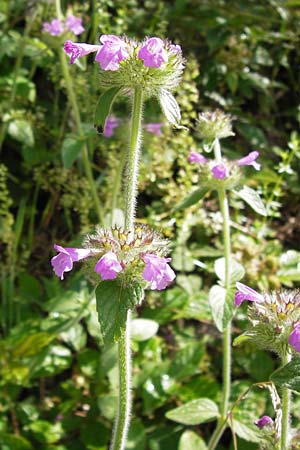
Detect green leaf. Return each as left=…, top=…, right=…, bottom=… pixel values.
left=209, top=285, right=235, bottom=332
left=8, top=119, right=34, bottom=146
left=234, top=186, right=267, bottom=216
left=94, top=86, right=122, bottom=132
left=158, top=89, right=182, bottom=127
left=232, top=419, right=261, bottom=443
left=166, top=398, right=219, bottom=425
left=178, top=430, right=207, bottom=450
left=61, top=136, right=84, bottom=169
left=131, top=319, right=159, bottom=341
left=0, top=433, right=32, bottom=450
left=270, top=357, right=300, bottom=392
left=214, top=257, right=245, bottom=284
left=173, top=187, right=209, bottom=212
left=233, top=334, right=252, bottom=346
left=95, top=280, right=144, bottom=344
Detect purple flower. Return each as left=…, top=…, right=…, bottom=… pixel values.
left=43, top=19, right=64, bottom=36
left=234, top=282, right=264, bottom=307
left=138, top=37, right=168, bottom=68
left=288, top=323, right=300, bottom=352
left=144, top=123, right=163, bottom=136
left=169, top=44, right=181, bottom=54
left=51, top=244, right=92, bottom=280
left=142, top=253, right=175, bottom=290
left=211, top=163, right=229, bottom=179
left=254, top=416, right=273, bottom=429
left=64, top=40, right=101, bottom=64
left=94, top=252, right=123, bottom=280
left=238, top=151, right=261, bottom=170
left=103, top=116, right=119, bottom=137
left=65, top=15, right=85, bottom=35
left=95, top=35, right=129, bottom=71
left=188, top=150, right=207, bottom=164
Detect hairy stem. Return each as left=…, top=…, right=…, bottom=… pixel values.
left=280, top=352, right=291, bottom=450
left=110, top=87, right=144, bottom=450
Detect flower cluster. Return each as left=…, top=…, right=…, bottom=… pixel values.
left=51, top=225, right=175, bottom=291
left=64, top=35, right=184, bottom=95
left=43, top=15, right=84, bottom=36
left=235, top=282, right=300, bottom=355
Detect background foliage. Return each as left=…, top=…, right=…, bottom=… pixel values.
left=1, top=0, right=300, bottom=448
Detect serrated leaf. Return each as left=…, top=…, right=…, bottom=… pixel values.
left=158, top=88, right=182, bottom=127
left=178, top=430, right=207, bottom=450
left=209, top=285, right=235, bottom=331
left=95, top=281, right=144, bottom=345
left=130, top=318, right=159, bottom=341
left=61, top=136, right=84, bottom=168
left=173, top=187, right=209, bottom=212
left=270, top=358, right=300, bottom=393
left=94, top=86, right=122, bottom=132
left=234, top=186, right=267, bottom=216
left=214, top=257, right=245, bottom=284
left=166, top=398, right=219, bottom=425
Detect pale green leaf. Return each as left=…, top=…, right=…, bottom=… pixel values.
left=61, top=136, right=84, bottom=169
left=178, top=430, right=207, bottom=450
left=209, top=285, right=235, bottom=331
left=8, top=119, right=34, bottom=146
left=158, top=89, right=182, bottom=127
left=234, top=186, right=267, bottom=216
left=214, top=257, right=245, bottom=284
left=130, top=318, right=159, bottom=341
left=166, top=398, right=219, bottom=425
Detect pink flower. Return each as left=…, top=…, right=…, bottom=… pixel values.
left=95, top=35, right=129, bottom=71
left=188, top=150, right=207, bottom=164
left=169, top=44, right=181, bottom=54
left=144, top=123, right=163, bottom=136
left=65, top=15, right=85, bottom=35
left=64, top=40, right=101, bottom=64
left=238, top=151, right=261, bottom=170
left=138, top=37, right=168, bottom=68
left=94, top=252, right=123, bottom=280
left=254, top=416, right=273, bottom=429
left=211, top=163, right=229, bottom=179
left=288, top=323, right=300, bottom=352
left=43, top=19, right=64, bottom=36
left=51, top=244, right=92, bottom=280
left=103, top=116, right=119, bottom=137
left=234, top=282, right=264, bottom=307
left=142, top=253, right=175, bottom=290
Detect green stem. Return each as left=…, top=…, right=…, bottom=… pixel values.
left=111, top=148, right=127, bottom=226
left=58, top=50, right=104, bottom=225
left=280, top=352, right=291, bottom=450
left=208, top=139, right=232, bottom=450
left=110, top=87, right=144, bottom=450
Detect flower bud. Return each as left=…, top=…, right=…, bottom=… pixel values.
left=196, top=110, right=234, bottom=141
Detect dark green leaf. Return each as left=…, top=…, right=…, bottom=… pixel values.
left=173, top=187, right=209, bottom=212
left=270, top=357, right=300, bottom=392
left=95, top=280, right=144, bottom=344
left=0, top=433, right=32, bottom=450
left=166, top=398, right=219, bottom=425
left=61, top=136, right=84, bottom=169
left=94, top=86, right=122, bottom=132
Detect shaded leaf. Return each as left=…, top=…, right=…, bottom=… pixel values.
left=270, top=357, right=300, bottom=393
left=61, top=136, right=84, bottom=169
left=173, top=187, right=209, bottom=212
left=166, top=398, right=219, bottom=425
left=0, top=433, right=32, bottom=450
left=94, top=86, right=122, bottom=132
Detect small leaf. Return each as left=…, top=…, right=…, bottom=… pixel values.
left=8, top=119, right=34, bottom=146
left=94, top=86, right=122, bottom=132
left=209, top=285, right=235, bottom=332
left=214, top=257, right=245, bottom=284
left=95, top=281, right=144, bottom=345
left=233, top=334, right=252, bottom=346
left=173, top=187, right=209, bottom=212
left=234, top=186, right=267, bottom=216
left=130, top=318, right=159, bottom=341
left=270, top=357, right=300, bottom=393
left=178, top=430, right=207, bottom=450
left=158, top=89, right=182, bottom=127
left=61, top=136, right=84, bottom=169
left=166, top=398, right=219, bottom=425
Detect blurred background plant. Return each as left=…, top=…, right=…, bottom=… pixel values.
left=0, top=0, right=300, bottom=448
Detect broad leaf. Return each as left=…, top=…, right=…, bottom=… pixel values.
left=158, top=89, right=181, bottom=127
left=209, top=285, right=235, bottom=331
left=178, top=430, right=207, bottom=450
left=214, top=257, right=245, bottom=284
left=95, top=280, right=144, bottom=344
left=232, top=419, right=261, bottom=443
left=234, top=186, right=267, bottom=216
left=8, top=119, right=34, bottom=146
left=130, top=318, right=159, bottom=341
left=166, top=398, right=219, bottom=425
left=61, top=136, right=84, bottom=169
left=270, top=357, right=300, bottom=393
left=94, top=86, right=122, bottom=132
left=173, top=187, right=209, bottom=212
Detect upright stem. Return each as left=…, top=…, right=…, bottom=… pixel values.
left=110, top=87, right=144, bottom=450
left=208, top=139, right=232, bottom=450
left=280, top=352, right=291, bottom=450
